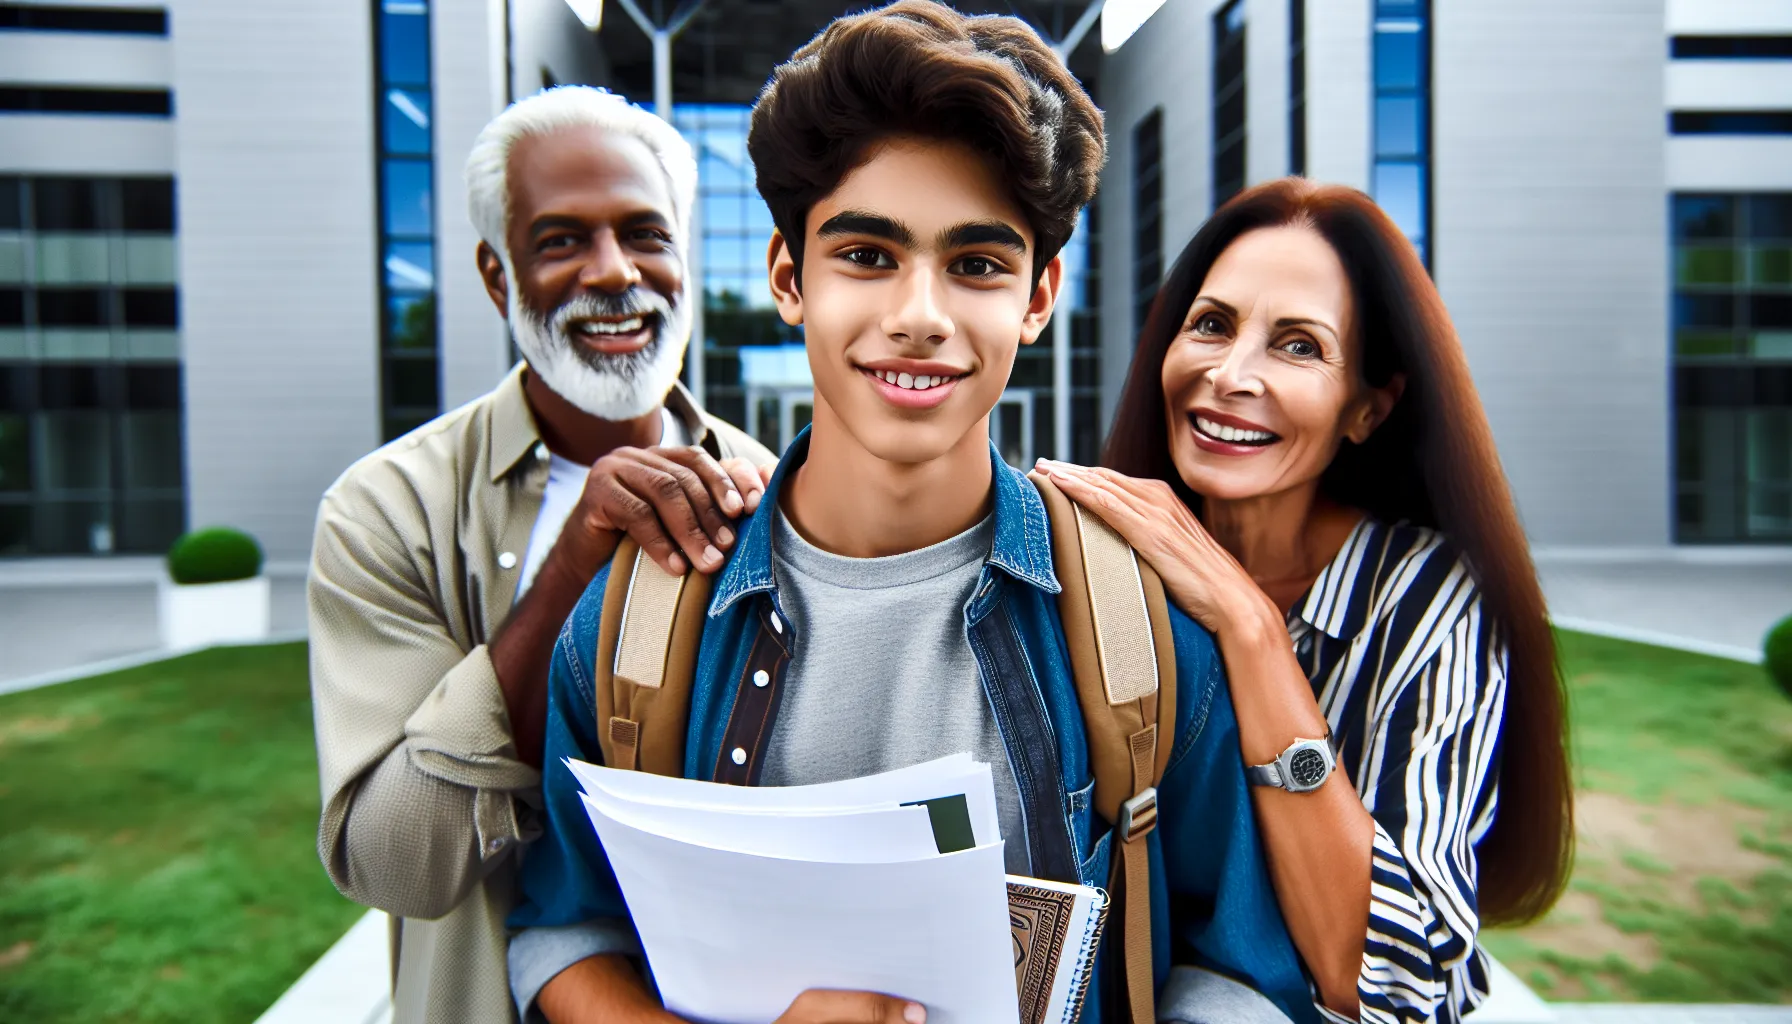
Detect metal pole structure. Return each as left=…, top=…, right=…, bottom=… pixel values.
left=610, top=0, right=710, bottom=402
left=1048, top=0, right=1104, bottom=460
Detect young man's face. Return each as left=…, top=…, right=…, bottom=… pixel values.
left=768, top=136, right=1060, bottom=466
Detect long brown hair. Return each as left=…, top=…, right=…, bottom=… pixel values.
left=1103, top=177, right=1572, bottom=924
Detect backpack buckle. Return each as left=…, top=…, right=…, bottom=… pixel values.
left=1117, top=787, right=1158, bottom=844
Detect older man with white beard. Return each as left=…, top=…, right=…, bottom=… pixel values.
left=306, top=87, right=773, bottom=1024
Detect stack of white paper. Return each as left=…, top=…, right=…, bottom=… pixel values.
left=570, top=754, right=1021, bottom=1024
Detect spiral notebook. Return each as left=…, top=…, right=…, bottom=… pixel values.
left=1007, top=876, right=1109, bottom=1024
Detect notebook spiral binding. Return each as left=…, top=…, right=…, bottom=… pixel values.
left=1062, top=888, right=1111, bottom=1024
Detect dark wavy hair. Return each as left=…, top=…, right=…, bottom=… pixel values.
left=746, top=0, right=1105, bottom=285
left=1103, top=177, right=1572, bottom=925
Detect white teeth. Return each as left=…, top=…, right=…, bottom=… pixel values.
left=871, top=369, right=959, bottom=390
left=1196, top=416, right=1276, bottom=444
left=916, top=375, right=933, bottom=389
left=897, top=372, right=914, bottom=389
left=577, top=317, right=645, bottom=335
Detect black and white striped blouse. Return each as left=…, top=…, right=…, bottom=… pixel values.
left=1288, top=518, right=1504, bottom=1024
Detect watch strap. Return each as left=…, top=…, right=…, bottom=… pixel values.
left=1245, top=762, right=1282, bottom=788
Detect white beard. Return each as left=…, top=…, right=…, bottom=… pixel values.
left=508, top=275, right=690, bottom=421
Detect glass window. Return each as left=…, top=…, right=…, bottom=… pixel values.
left=124, top=365, right=181, bottom=410
left=1674, top=195, right=1735, bottom=240
left=117, top=497, right=183, bottom=553
left=1753, top=247, right=1792, bottom=286
left=121, top=178, right=175, bottom=232
left=120, top=411, right=182, bottom=490
left=0, top=237, right=21, bottom=282
left=382, top=159, right=432, bottom=238
left=1675, top=293, right=1735, bottom=329
left=384, top=241, right=434, bottom=290
left=380, top=5, right=431, bottom=86
left=387, top=292, right=436, bottom=350
left=383, top=89, right=431, bottom=155
left=1373, top=162, right=1425, bottom=243
left=1676, top=330, right=1737, bottom=357
left=386, top=356, right=439, bottom=410
left=0, top=288, right=22, bottom=325
left=1749, top=294, right=1792, bottom=329
left=33, top=178, right=107, bottom=232
left=0, top=413, right=28, bottom=492
left=0, top=177, right=20, bottom=230
left=34, top=235, right=111, bottom=284
left=1375, top=96, right=1421, bottom=158
left=123, top=235, right=178, bottom=284
left=1748, top=195, right=1792, bottom=241
left=1675, top=246, right=1739, bottom=285
left=37, top=288, right=108, bottom=327
left=39, top=411, right=111, bottom=491
left=1373, top=26, right=1421, bottom=91
left=123, top=288, right=178, bottom=327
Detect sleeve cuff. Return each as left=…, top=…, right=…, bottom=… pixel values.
left=404, top=644, right=541, bottom=793
left=509, top=920, right=643, bottom=1021
left=1158, top=965, right=1295, bottom=1024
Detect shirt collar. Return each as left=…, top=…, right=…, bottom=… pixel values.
left=709, top=428, right=1059, bottom=617
left=488, top=366, right=719, bottom=484
left=1292, top=517, right=1377, bottom=641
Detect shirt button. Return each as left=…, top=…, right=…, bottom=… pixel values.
left=487, top=838, right=505, bottom=853
left=534, top=442, right=549, bottom=461
left=497, top=551, right=518, bottom=570
left=769, top=612, right=783, bottom=634
left=731, top=747, right=747, bottom=766
left=753, top=669, right=770, bottom=688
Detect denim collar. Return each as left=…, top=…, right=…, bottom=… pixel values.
left=709, top=427, right=1060, bottom=616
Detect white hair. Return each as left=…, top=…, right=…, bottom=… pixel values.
left=464, top=86, right=696, bottom=262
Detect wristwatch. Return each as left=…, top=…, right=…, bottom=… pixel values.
left=1246, top=733, right=1338, bottom=793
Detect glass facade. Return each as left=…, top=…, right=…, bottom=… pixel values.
left=1289, top=0, right=1306, bottom=176
left=0, top=176, right=184, bottom=555
left=1211, top=0, right=1246, bottom=209
left=1133, top=108, right=1164, bottom=340
left=374, top=0, right=440, bottom=442
left=1673, top=193, right=1792, bottom=543
left=1371, top=0, right=1430, bottom=265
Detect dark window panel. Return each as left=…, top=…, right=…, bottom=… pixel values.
left=0, top=176, right=19, bottom=229
left=1674, top=194, right=1736, bottom=240
left=382, top=411, right=433, bottom=443
left=0, top=86, right=172, bottom=116
left=1676, top=364, right=1792, bottom=407
left=385, top=356, right=439, bottom=411
left=1671, top=35, right=1792, bottom=59
left=120, top=177, right=176, bottom=232
left=0, top=503, right=29, bottom=554
left=124, top=364, right=181, bottom=410
left=1747, top=194, right=1792, bottom=241
left=0, top=364, right=31, bottom=412
left=30, top=499, right=112, bottom=553
left=37, top=287, right=109, bottom=327
left=33, top=176, right=106, bottom=231
left=38, top=364, right=108, bottom=409
left=0, top=288, right=23, bottom=326
left=122, top=287, right=178, bottom=327
left=0, top=5, right=168, bottom=34
left=386, top=292, right=436, bottom=350
left=116, top=496, right=183, bottom=553
left=1750, top=294, right=1792, bottom=329
left=0, top=412, right=28, bottom=492
left=1670, top=111, right=1792, bottom=135
left=120, top=410, right=182, bottom=490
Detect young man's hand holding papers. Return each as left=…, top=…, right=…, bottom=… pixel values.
left=567, top=754, right=1107, bottom=1024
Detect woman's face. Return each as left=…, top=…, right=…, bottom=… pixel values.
left=1161, top=224, right=1397, bottom=503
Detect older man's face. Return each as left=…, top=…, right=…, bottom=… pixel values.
left=503, top=126, right=683, bottom=340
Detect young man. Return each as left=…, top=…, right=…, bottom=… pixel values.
left=508, top=6, right=1317, bottom=1023
left=308, top=87, right=771, bottom=1024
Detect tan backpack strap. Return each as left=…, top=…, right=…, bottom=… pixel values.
left=592, top=539, right=711, bottom=776
left=1030, top=471, right=1177, bottom=1024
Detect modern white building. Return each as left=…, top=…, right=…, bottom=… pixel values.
left=3, top=0, right=1783, bottom=559
left=1098, top=0, right=1792, bottom=547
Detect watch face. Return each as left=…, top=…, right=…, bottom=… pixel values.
left=1288, top=747, right=1329, bottom=789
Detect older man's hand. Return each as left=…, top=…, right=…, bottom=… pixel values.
left=554, top=446, right=771, bottom=578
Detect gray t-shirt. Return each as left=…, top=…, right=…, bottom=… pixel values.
left=761, top=507, right=1029, bottom=874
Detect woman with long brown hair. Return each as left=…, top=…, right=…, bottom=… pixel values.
left=1039, top=178, right=1572, bottom=1023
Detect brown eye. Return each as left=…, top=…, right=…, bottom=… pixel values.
left=842, top=247, right=893, bottom=269
left=1282, top=337, right=1319, bottom=358
left=1189, top=312, right=1227, bottom=337
left=953, top=255, right=1001, bottom=278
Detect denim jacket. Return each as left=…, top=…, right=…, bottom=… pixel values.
left=508, top=433, right=1319, bottom=1024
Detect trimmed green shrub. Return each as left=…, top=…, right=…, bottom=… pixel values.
left=1768, top=613, right=1792, bottom=700
left=167, top=527, right=263, bottom=585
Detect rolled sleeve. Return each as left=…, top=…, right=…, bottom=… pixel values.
left=508, top=920, right=642, bottom=1021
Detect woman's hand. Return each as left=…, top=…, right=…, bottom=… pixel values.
left=1034, top=459, right=1278, bottom=638
left=774, top=990, right=926, bottom=1024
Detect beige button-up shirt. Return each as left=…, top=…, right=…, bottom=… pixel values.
left=308, top=365, right=773, bottom=1024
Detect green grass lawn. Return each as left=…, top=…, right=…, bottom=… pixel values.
left=1483, top=630, right=1792, bottom=1003
left=0, top=643, right=365, bottom=1023
left=0, top=632, right=1787, bottom=1020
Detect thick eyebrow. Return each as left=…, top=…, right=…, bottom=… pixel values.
left=1191, top=295, right=1237, bottom=317
left=815, top=211, right=916, bottom=248
left=1191, top=296, right=1338, bottom=337
left=526, top=210, right=672, bottom=240
left=937, top=219, right=1027, bottom=254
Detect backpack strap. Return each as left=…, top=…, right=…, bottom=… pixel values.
left=592, top=539, right=711, bottom=777
left=1029, top=471, right=1178, bottom=1024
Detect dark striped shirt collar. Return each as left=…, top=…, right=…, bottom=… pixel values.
left=1293, top=517, right=1380, bottom=642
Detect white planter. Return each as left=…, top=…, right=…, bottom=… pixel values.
left=159, top=575, right=272, bottom=650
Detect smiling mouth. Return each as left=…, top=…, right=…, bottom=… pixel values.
left=572, top=314, right=656, bottom=338
left=860, top=367, right=968, bottom=391
left=1191, top=414, right=1281, bottom=447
